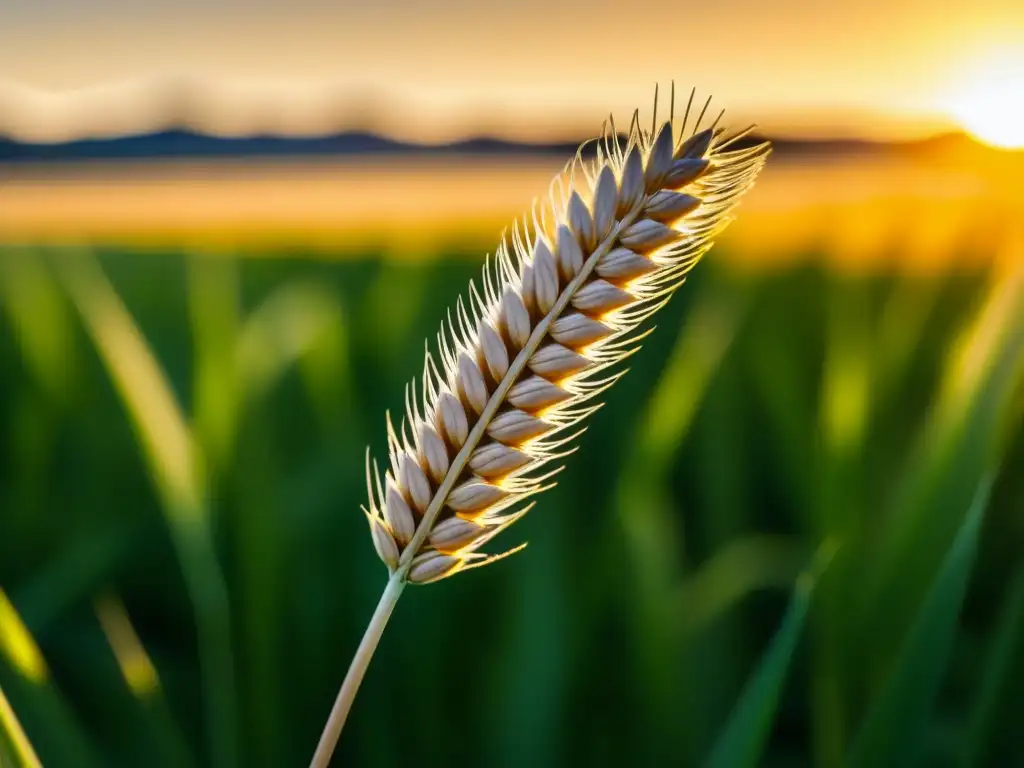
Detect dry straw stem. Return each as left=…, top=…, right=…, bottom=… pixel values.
left=310, top=86, right=770, bottom=767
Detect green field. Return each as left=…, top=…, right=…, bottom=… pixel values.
left=1, top=242, right=1023, bottom=767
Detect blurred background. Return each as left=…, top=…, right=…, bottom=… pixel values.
left=1, top=1, right=1024, bottom=766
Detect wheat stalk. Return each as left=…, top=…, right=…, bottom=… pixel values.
left=310, top=86, right=769, bottom=766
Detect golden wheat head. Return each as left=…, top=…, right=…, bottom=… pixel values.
left=362, top=87, right=770, bottom=583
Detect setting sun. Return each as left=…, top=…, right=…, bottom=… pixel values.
left=946, top=46, right=1024, bottom=150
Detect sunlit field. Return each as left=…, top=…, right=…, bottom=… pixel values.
left=1, top=147, right=1023, bottom=767
left=2, top=143, right=1022, bottom=268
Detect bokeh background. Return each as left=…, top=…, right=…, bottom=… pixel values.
left=2, top=1, right=1024, bottom=766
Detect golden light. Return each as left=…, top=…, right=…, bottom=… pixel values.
left=945, top=46, right=1024, bottom=150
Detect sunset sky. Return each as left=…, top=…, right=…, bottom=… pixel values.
left=1, top=0, right=1022, bottom=143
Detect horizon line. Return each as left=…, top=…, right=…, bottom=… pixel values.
left=0, top=124, right=981, bottom=151
left=0, top=77, right=959, bottom=146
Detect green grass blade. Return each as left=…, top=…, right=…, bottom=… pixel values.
left=0, top=589, right=99, bottom=767
left=14, top=524, right=137, bottom=634
left=187, top=253, right=242, bottom=473
left=57, top=251, right=204, bottom=523
left=0, top=252, right=77, bottom=405
left=868, top=269, right=1024, bottom=634
left=674, top=535, right=806, bottom=639
left=703, top=542, right=835, bottom=768
left=0, top=729, right=18, bottom=768
left=613, top=286, right=748, bottom=764
left=57, top=251, right=238, bottom=768
left=959, top=566, right=1024, bottom=768
left=847, top=477, right=993, bottom=767
left=92, top=594, right=197, bottom=767
left=0, top=683, right=42, bottom=768
left=618, top=285, right=748, bottom=602
left=235, top=279, right=345, bottom=411
left=225, top=282, right=341, bottom=768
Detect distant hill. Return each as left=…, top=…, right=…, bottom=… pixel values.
left=0, top=130, right=581, bottom=163
left=0, top=127, right=995, bottom=164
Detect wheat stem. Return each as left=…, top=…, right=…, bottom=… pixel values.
left=329, top=85, right=769, bottom=754
left=309, top=575, right=406, bottom=768
left=307, top=214, right=636, bottom=762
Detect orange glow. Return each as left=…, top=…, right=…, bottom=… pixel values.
left=1, top=150, right=1020, bottom=273
left=2, top=2, right=1022, bottom=143
left=945, top=46, right=1024, bottom=149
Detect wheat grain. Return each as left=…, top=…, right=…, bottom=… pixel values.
left=311, top=85, right=770, bottom=767
left=363, top=88, right=770, bottom=585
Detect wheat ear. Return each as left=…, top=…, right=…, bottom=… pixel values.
left=310, top=87, right=769, bottom=766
